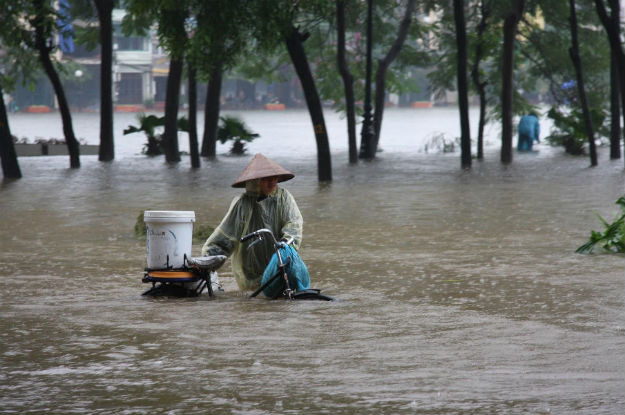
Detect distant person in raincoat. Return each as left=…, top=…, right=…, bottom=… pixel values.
left=201, top=153, right=308, bottom=293
left=517, top=113, right=540, bottom=151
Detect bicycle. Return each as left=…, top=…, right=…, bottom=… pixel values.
left=240, top=228, right=334, bottom=301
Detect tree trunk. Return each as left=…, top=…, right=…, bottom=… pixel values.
left=500, top=0, right=524, bottom=164
left=0, top=85, right=22, bottom=179
left=370, top=0, right=416, bottom=156
left=609, top=49, right=621, bottom=159
left=285, top=26, right=332, bottom=183
left=569, top=0, right=597, bottom=166
left=470, top=2, right=490, bottom=161
left=188, top=64, right=200, bottom=168
left=33, top=3, right=80, bottom=168
left=594, top=0, right=625, bottom=167
left=454, top=0, right=472, bottom=169
left=94, top=0, right=114, bottom=161
left=163, top=56, right=183, bottom=163
left=201, top=62, right=223, bottom=159
left=336, top=0, right=357, bottom=164
left=358, top=0, right=375, bottom=160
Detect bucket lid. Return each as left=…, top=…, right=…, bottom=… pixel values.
left=144, top=210, right=195, bottom=219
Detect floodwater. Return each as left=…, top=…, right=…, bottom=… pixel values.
left=1, top=109, right=624, bottom=414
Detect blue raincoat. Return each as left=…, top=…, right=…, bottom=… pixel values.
left=517, top=115, right=540, bottom=151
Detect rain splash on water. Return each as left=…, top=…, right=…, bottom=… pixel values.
left=1, top=108, right=624, bottom=414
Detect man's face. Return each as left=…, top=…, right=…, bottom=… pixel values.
left=259, top=176, right=279, bottom=196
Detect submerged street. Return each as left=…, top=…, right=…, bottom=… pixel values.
left=1, top=109, right=624, bottom=414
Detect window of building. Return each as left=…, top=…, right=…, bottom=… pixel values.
left=117, top=73, right=143, bottom=104
left=113, top=25, right=148, bottom=51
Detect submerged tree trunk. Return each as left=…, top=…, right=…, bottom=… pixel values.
left=569, top=0, right=597, bottom=166
left=358, top=0, right=375, bottom=160
left=188, top=64, right=200, bottom=168
left=94, top=0, right=114, bottom=162
left=33, top=2, right=80, bottom=168
left=370, top=0, right=416, bottom=156
left=0, top=85, right=22, bottom=179
left=594, top=0, right=625, bottom=167
left=285, top=26, right=332, bottom=183
left=609, top=49, right=621, bottom=159
left=201, top=62, right=223, bottom=159
left=336, top=0, right=357, bottom=164
left=470, top=2, right=490, bottom=161
left=163, top=56, right=183, bottom=163
left=500, top=0, right=524, bottom=164
left=454, top=0, right=472, bottom=169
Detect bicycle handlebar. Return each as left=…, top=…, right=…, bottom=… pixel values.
left=240, top=228, right=278, bottom=245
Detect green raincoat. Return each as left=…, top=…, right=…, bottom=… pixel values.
left=201, top=186, right=303, bottom=290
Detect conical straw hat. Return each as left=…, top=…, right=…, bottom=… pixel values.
left=231, top=153, right=295, bottom=188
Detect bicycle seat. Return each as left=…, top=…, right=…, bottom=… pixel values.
left=187, top=255, right=227, bottom=271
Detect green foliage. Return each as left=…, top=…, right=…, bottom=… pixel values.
left=217, top=115, right=259, bottom=155
left=67, top=0, right=100, bottom=51
left=134, top=211, right=148, bottom=238
left=521, top=1, right=611, bottom=110
left=316, top=0, right=433, bottom=114
left=0, top=0, right=43, bottom=92
left=193, top=224, right=215, bottom=243
left=124, top=113, right=189, bottom=156
left=188, top=0, right=255, bottom=75
left=545, top=106, right=608, bottom=155
left=576, top=197, right=625, bottom=254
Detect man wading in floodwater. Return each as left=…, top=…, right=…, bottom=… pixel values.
left=517, top=112, right=541, bottom=151
left=201, top=153, right=310, bottom=296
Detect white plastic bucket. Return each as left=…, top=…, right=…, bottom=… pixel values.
left=144, top=210, right=195, bottom=269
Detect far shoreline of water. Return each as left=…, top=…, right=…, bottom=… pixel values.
left=8, top=106, right=560, bottom=160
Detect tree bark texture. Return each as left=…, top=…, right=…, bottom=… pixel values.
left=470, top=2, right=490, bottom=161
left=370, top=0, right=416, bottom=155
left=594, top=0, right=625, bottom=166
left=33, top=1, right=80, bottom=168
left=201, top=62, right=223, bottom=159
left=358, top=0, right=375, bottom=160
left=94, top=0, right=114, bottom=161
left=500, top=0, right=524, bottom=164
left=569, top=0, right=597, bottom=166
left=0, top=85, right=22, bottom=179
left=163, top=56, right=183, bottom=163
left=285, top=26, right=332, bottom=183
left=609, top=50, right=621, bottom=159
left=453, top=0, right=472, bottom=169
left=188, top=65, right=200, bottom=168
left=336, top=0, right=358, bottom=164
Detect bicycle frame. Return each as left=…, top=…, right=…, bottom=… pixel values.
left=240, top=228, right=295, bottom=299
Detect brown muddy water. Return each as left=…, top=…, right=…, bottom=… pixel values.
left=1, top=109, right=624, bottom=414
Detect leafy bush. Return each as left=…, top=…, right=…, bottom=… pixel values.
left=422, top=132, right=459, bottom=153
left=124, top=114, right=190, bottom=156
left=217, top=115, right=259, bottom=155
left=576, top=197, right=625, bottom=254
left=545, top=107, right=607, bottom=155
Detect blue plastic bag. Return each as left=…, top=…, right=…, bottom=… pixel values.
left=261, top=244, right=310, bottom=298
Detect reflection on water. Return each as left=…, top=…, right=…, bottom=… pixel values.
left=1, top=110, right=624, bottom=414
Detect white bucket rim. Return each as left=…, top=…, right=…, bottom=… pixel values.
left=144, top=210, right=195, bottom=219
